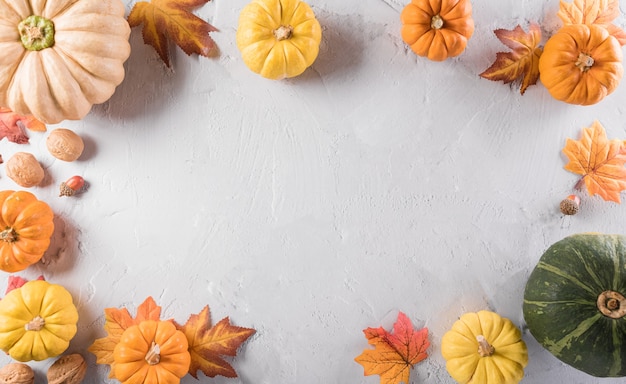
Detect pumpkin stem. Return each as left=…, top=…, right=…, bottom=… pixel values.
left=0, top=228, right=17, bottom=243
left=575, top=52, right=594, bottom=72
left=273, top=25, right=294, bottom=41
left=597, top=290, right=626, bottom=319
left=18, top=15, right=55, bottom=51
left=144, top=342, right=161, bottom=365
left=431, top=15, right=444, bottom=30
left=25, top=316, right=45, bottom=331
left=476, top=335, right=495, bottom=357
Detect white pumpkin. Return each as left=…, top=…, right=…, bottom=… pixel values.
left=0, top=0, right=131, bottom=124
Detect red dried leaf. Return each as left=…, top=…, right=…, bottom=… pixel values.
left=0, top=108, right=46, bottom=143
left=355, top=312, right=430, bottom=384
left=5, top=275, right=45, bottom=295
left=175, top=305, right=256, bottom=379
left=480, top=24, right=543, bottom=95
left=127, top=0, right=218, bottom=67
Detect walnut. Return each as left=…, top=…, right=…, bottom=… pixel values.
left=5, top=152, right=44, bottom=188
left=46, top=354, right=87, bottom=384
left=0, top=362, right=34, bottom=384
left=46, top=128, right=84, bottom=162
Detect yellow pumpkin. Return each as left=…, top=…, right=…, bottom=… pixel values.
left=0, top=0, right=131, bottom=124
left=441, top=310, right=528, bottom=384
left=236, top=0, right=322, bottom=80
left=0, top=280, right=79, bottom=361
left=539, top=24, right=623, bottom=105
left=0, top=190, right=55, bottom=273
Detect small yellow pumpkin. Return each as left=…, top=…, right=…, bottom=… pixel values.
left=0, top=0, right=131, bottom=124
left=113, top=320, right=191, bottom=384
left=236, top=0, right=322, bottom=80
left=0, top=280, right=79, bottom=361
left=441, top=310, right=528, bottom=384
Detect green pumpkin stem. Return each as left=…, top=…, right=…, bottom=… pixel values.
left=18, top=15, right=55, bottom=51
left=597, top=290, right=626, bottom=319
left=476, top=335, right=495, bottom=357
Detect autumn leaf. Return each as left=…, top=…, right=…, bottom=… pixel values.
left=355, top=312, right=430, bottom=384
left=175, top=305, right=256, bottom=379
left=562, top=120, right=626, bottom=203
left=0, top=108, right=46, bottom=144
left=88, top=296, right=162, bottom=379
left=128, top=0, right=218, bottom=67
left=558, top=0, right=626, bottom=45
left=5, top=275, right=45, bottom=295
left=480, top=24, right=543, bottom=95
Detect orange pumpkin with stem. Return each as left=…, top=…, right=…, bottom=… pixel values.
left=113, top=320, right=191, bottom=384
left=539, top=24, right=623, bottom=105
left=400, top=0, right=474, bottom=61
left=0, top=190, right=54, bottom=272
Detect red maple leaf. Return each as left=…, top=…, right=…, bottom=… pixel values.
left=355, top=312, right=430, bottom=384
left=175, top=305, right=256, bottom=379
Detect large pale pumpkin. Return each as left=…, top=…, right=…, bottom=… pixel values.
left=524, top=233, right=626, bottom=377
left=0, top=280, right=79, bottom=361
left=441, top=310, right=528, bottom=384
left=0, top=190, right=54, bottom=273
left=0, top=0, right=131, bottom=124
left=236, top=0, right=322, bottom=80
left=539, top=24, right=623, bottom=105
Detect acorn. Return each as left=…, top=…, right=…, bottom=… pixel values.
left=59, top=176, right=85, bottom=197
left=560, top=194, right=580, bottom=215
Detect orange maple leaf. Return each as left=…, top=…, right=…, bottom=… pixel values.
left=127, top=0, right=218, bottom=67
left=563, top=120, right=626, bottom=203
left=355, top=312, right=430, bottom=384
left=88, top=296, right=162, bottom=379
left=175, top=305, right=256, bottom=379
left=558, top=0, right=626, bottom=45
left=480, top=24, right=543, bottom=95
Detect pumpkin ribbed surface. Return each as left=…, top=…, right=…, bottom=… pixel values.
left=0, top=190, right=54, bottom=272
left=0, top=0, right=131, bottom=124
left=523, top=233, right=626, bottom=377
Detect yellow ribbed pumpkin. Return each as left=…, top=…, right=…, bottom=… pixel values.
left=236, top=0, right=322, bottom=80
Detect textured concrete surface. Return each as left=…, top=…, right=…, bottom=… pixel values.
left=1, top=0, right=626, bottom=382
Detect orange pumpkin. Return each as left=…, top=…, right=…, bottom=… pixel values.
left=539, top=24, right=623, bottom=105
left=113, top=320, right=190, bottom=384
left=400, top=0, right=474, bottom=61
left=0, top=190, right=54, bottom=272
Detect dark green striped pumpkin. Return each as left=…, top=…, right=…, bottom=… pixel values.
left=523, top=233, right=626, bottom=377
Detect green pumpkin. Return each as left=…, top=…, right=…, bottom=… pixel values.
left=523, top=233, right=626, bottom=377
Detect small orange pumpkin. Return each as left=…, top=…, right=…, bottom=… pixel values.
left=539, top=24, right=623, bottom=105
left=0, top=190, right=54, bottom=272
left=113, top=320, right=191, bottom=384
left=400, top=0, right=474, bottom=61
